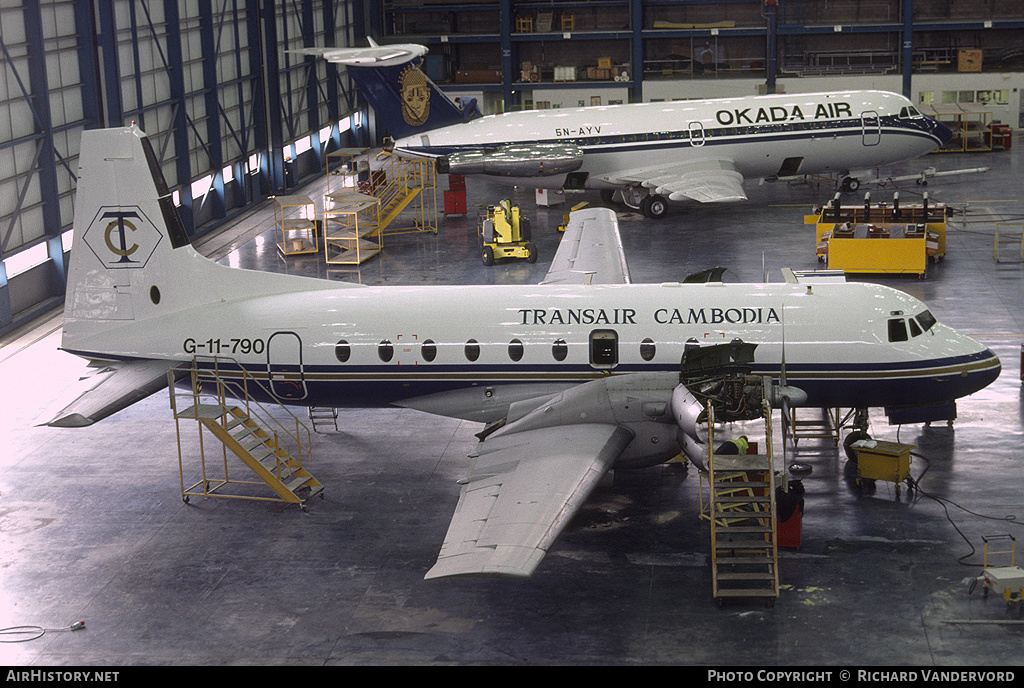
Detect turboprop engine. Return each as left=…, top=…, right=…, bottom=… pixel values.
left=483, top=339, right=806, bottom=473
left=669, top=339, right=807, bottom=470
left=437, top=143, right=584, bottom=177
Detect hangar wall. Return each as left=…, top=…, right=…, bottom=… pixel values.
left=3, top=0, right=1023, bottom=339
left=0, top=0, right=364, bottom=338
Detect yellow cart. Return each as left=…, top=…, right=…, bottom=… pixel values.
left=851, top=439, right=915, bottom=497
left=479, top=199, right=537, bottom=265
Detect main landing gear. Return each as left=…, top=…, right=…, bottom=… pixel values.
left=604, top=186, right=670, bottom=219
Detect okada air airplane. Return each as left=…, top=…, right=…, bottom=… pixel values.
left=51, top=126, right=998, bottom=578
left=294, top=40, right=953, bottom=218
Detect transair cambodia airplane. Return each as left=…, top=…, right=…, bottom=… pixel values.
left=50, top=127, right=998, bottom=578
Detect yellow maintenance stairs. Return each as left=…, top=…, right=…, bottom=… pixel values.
left=703, top=401, right=780, bottom=606
left=322, top=148, right=437, bottom=265
left=169, top=357, right=323, bottom=509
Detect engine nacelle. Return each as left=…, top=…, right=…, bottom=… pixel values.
left=438, top=143, right=584, bottom=177
left=487, top=373, right=681, bottom=468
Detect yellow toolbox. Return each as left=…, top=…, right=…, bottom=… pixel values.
left=852, top=439, right=914, bottom=496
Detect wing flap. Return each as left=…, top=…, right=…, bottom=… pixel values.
left=44, top=358, right=179, bottom=427
left=541, top=207, right=630, bottom=285
left=611, top=158, right=747, bottom=204
left=425, top=424, right=634, bottom=579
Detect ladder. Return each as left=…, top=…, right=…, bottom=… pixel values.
left=307, top=407, right=339, bottom=433
left=170, top=357, right=323, bottom=509
left=787, top=406, right=841, bottom=446
left=706, top=401, right=780, bottom=606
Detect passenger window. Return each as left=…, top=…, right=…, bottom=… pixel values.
left=422, top=339, right=437, bottom=362
left=508, top=338, right=524, bottom=362
left=378, top=340, right=394, bottom=362
left=552, top=339, right=568, bottom=362
left=335, top=340, right=350, bottom=363
left=888, top=319, right=908, bottom=342
left=640, top=338, right=656, bottom=361
left=465, top=339, right=480, bottom=362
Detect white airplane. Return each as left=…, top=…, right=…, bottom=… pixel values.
left=296, top=41, right=953, bottom=218
left=52, top=126, right=999, bottom=579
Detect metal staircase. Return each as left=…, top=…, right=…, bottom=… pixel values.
left=170, top=357, right=323, bottom=509
left=705, top=401, right=780, bottom=606
left=322, top=149, right=437, bottom=265
left=370, top=151, right=437, bottom=238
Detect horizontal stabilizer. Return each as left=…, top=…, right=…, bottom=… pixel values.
left=44, top=359, right=179, bottom=427
left=542, top=207, right=630, bottom=285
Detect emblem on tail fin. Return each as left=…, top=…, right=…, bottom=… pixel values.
left=83, top=205, right=163, bottom=270
left=399, top=65, right=431, bottom=127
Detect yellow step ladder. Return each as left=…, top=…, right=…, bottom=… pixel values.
left=706, top=402, right=779, bottom=606
left=170, top=358, right=323, bottom=509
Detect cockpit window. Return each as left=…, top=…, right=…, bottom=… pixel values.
left=888, top=318, right=908, bottom=342
left=899, top=106, right=922, bottom=119
left=916, top=309, right=936, bottom=331
left=909, top=318, right=922, bottom=338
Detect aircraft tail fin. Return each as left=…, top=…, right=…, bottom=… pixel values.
left=345, top=58, right=481, bottom=140
left=61, top=125, right=341, bottom=360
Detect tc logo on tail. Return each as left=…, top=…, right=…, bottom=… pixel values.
left=83, top=206, right=163, bottom=269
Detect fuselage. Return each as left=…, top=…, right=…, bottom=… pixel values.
left=67, top=278, right=999, bottom=423
left=395, top=90, right=951, bottom=190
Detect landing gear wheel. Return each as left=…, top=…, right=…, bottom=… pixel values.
left=600, top=189, right=616, bottom=205
left=641, top=194, right=668, bottom=219
left=841, top=176, right=860, bottom=192
left=481, top=245, right=494, bottom=266
left=525, top=241, right=538, bottom=263
left=844, top=429, right=871, bottom=463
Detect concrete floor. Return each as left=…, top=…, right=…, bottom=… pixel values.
left=2, top=141, right=1023, bottom=666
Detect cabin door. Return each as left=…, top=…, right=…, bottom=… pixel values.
left=589, top=329, right=619, bottom=370
left=266, top=331, right=307, bottom=401
left=861, top=111, right=881, bottom=146
left=688, top=121, right=706, bottom=147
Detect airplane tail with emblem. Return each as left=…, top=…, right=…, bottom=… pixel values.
left=346, top=60, right=481, bottom=140
left=293, top=39, right=481, bottom=140
left=61, top=125, right=200, bottom=357
left=52, top=125, right=345, bottom=426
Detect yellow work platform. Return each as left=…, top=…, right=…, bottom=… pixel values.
left=807, top=194, right=947, bottom=277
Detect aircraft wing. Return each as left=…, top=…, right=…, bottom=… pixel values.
left=607, top=158, right=747, bottom=204
left=541, top=206, right=630, bottom=285
left=44, top=358, right=179, bottom=427
left=425, top=424, right=634, bottom=579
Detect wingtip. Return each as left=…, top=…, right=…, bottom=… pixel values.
left=42, top=413, right=95, bottom=428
